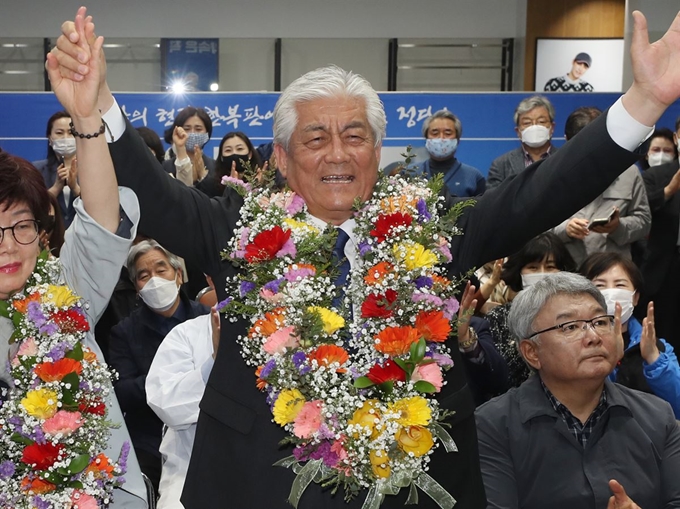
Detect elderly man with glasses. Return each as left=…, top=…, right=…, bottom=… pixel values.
left=476, top=271, right=680, bottom=509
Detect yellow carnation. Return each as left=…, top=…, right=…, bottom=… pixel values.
left=389, top=396, right=432, bottom=427
left=348, top=400, right=381, bottom=438
left=307, top=306, right=345, bottom=335
left=284, top=218, right=320, bottom=234
left=392, top=242, right=438, bottom=271
left=44, top=285, right=79, bottom=308
left=21, top=388, right=59, bottom=419
left=396, top=426, right=434, bottom=457
left=369, top=449, right=391, bottom=479
left=272, top=389, right=306, bottom=426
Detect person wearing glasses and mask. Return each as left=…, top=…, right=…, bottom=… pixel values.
left=476, top=272, right=680, bottom=509
left=580, top=252, right=680, bottom=418
left=413, top=110, right=485, bottom=197
left=486, top=95, right=557, bottom=189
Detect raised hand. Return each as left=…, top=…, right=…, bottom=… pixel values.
left=457, top=281, right=478, bottom=349
left=45, top=7, right=103, bottom=120
left=613, top=302, right=625, bottom=361
left=624, top=11, right=680, bottom=126
left=640, top=301, right=660, bottom=364
left=606, top=479, right=641, bottom=509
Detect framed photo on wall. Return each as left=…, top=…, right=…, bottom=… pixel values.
left=535, top=38, right=624, bottom=93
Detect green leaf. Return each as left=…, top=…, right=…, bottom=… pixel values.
left=392, top=358, right=413, bottom=379
left=68, top=454, right=91, bottom=474
left=353, top=376, right=375, bottom=389
left=68, top=480, right=84, bottom=489
left=65, top=342, right=83, bottom=361
left=379, top=380, right=394, bottom=395
left=410, top=338, right=426, bottom=364
left=0, top=299, right=10, bottom=319
left=10, top=433, right=33, bottom=446
left=414, top=380, right=437, bottom=394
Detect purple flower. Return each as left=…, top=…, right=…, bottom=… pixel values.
left=413, top=276, right=433, bottom=289
left=32, top=496, right=50, bottom=509
left=429, top=351, right=454, bottom=368
left=285, top=267, right=315, bottom=283
left=39, top=322, right=59, bottom=336
left=286, top=194, right=306, bottom=215
left=308, top=441, right=339, bottom=468
left=118, top=441, right=130, bottom=475
left=31, top=425, right=46, bottom=444
left=260, top=358, right=277, bottom=379
left=358, top=241, right=372, bottom=257
left=26, top=301, right=47, bottom=327
left=442, top=297, right=460, bottom=319
left=292, top=445, right=308, bottom=462
left=292, top=351, right=310, bottom=375
left=416, top=199, right=431, bottom=221
left=264, top=278, right=284, bottom=293
left=215, top=297, right=233, bottom=312
left=47, top=341, right=69, bottom=361
left=276, top=238, right=297, bottom=259
left=0, top=461, right=15, bottom=479
left=438, top=243, right=453, bottom=263
left=239, top=281, right=257, bottom=297
left=411, top=293, right=443, bottom=307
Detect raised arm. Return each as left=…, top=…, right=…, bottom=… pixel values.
left=45, top=9, right=119, bottom=233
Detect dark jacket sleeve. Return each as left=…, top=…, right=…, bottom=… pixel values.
left=452, top=112, right=641, bottom=273
left=463, top=316, right=509, bottom=402
left=108, top=117, right=242, bottom=278
left=108, top=317, right=148, bottom=413
left=643, top=162, right=678, bottom=212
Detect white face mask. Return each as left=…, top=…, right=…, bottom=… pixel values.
left=138, top=276, right=180, bottom=312
left=521, top=272, right=554, bottom=289
left=520, top=125, right=551, bottom=148
left=600, top=288, right=635, bottom=324
left=51, top=137, right=77, bottom=157
left=648, top=152, right=674, bottom=167
left=426, top=138, right=458, bottom=159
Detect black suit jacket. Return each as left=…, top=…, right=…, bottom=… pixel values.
left=641, top=160, right=680, bottom=296
left=108, top=111, right=638, bottom=509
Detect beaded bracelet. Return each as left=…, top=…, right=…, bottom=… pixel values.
left=69, top=119, right=108, bottom=139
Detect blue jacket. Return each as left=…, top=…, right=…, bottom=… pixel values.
left=415, top=158, right=486, bottom=197
left=608, top=316, right=680, bottom=417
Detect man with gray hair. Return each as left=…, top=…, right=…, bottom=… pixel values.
left=413, top=109, right=485, bottom=197
left=487, top=95, right=557, bottom=189
left=476, top=272, right=680, bottom=509
left=51, top=7, right=680, bottom=508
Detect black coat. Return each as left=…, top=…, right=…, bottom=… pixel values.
left=108, top=110, right=638, bottom=509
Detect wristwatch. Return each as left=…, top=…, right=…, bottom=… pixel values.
left=458, top=327, right=478, bottom=351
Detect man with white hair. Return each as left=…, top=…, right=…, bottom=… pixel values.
left=476, top=272, right=680, bottom=508
left=49, top=7, right=680, bottom=508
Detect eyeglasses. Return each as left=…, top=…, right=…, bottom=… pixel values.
left=0, top=219, right=39, bottom=246
left=519, top=118, right=552, bottom=129
left=529, top=315, right=615, bottom=341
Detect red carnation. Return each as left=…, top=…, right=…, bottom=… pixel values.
left=370, top=212, right=413, bottom=243
left=21, top=442, right=64, bottom=470
left=52, top=309, right=90, bottom=333
left=79, top=398, right=106, bottom=416
left=244, top=226, right=292, bottom=263
left=366, top=360, right=406, bottom=385
left=361, top=289, right=398, bottom=319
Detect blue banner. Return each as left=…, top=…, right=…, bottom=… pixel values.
left=161, top=38, right=219, bottom=92
left=2, top=91, right=678, bottom=175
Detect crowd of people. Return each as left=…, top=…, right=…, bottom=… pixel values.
left=2, top=5, right=680, bottom=509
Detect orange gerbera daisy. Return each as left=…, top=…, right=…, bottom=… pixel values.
left=308, top=345, right=349, bottom=372
left=85, top=453, right=115, bottom=479
left=250, top=308, right=286, bottom=338
left=21, top=477, right=56, bottom=494
left=374, top=326, right=420, bottom=356
left=364, top=262, right=394, bottom=286
left=380, top=195, right=418, bottom=214
left=415, top=310, right=451, bottom=342
left=431, top=275, right=451, bottom=288
left=34, top=358, right=83, bottom=382
left=13, top=292, right=40, bottom=314
left=255, top=366, right=268, bottom=390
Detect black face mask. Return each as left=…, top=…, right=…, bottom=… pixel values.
left=219, top=154, right=252, bottom=175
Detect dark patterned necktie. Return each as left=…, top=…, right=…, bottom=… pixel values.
left=331, top=228, right=351, bottom=310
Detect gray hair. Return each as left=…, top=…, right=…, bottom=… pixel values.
left=272, top=65, right=387, bottom=151
left=421, top=109, right=463, bottom=139
left=513, top=95, right=556, bottom=126
left=508, top=272, right=607, bottom=342
left=126, top=239, right=183, bottom=283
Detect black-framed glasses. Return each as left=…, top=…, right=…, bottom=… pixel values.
left=0, top=219, right=39, bottom=246
left=529, top=315, right=615, bottom=341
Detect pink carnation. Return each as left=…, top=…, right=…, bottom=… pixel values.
left=411, top=293, right=443, bottom=307
left=12, top=337, right=38, bottom=366
left=294, top=400, right=324, bottom=438
left=71, top=491, right=98, bottom=509
left=285, top=194, right=306, bottom=215
left=43, top=410, right=84, bottom=436
left=263, top=326, right=299, bottom=355
left=442, top=297, right=460, bottom=319
left=260, top=288, right=285, bottom=304
left=412, top=363, right=444, bottom=392
left=284, top=267, right=316, bottom=282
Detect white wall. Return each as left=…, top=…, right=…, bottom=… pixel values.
left=1, top=0, right=526, bottom=39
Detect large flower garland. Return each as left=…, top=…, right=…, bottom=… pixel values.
left=221, top=174, right=468, bottom=508
left=0, top=253, right=128, bottom=509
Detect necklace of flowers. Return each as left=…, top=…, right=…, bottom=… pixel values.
left=0, top=251, right=128, bottom=509
left=221, top=173, right=469, bottom=509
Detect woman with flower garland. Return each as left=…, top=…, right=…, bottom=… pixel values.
left=52, top=7, right=680, bottom=509
left=0, top=18, right=147, bottom=509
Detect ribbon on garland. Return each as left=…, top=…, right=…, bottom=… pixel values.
left=360, top=471, right=456, bottom=509
left=285, top=458, right=324, bottom=508
left=433, top=422, right=458, bottom=452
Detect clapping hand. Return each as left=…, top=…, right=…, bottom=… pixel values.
left=639, top=301, right=660, bottom=364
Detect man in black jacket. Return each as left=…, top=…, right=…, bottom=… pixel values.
left=49, top=8, right=680, bottom=508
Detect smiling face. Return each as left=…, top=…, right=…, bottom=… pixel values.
left=520, top=254, right=559, bottom=276
left=274, top=96, right=381, bottom=225
left=591, top=263, right=640, bottom=306
left=569, top=60, right=589, bottom=80
left=520, top=293, right=622, bottom=386
left=0, top=201, right=40, bottom=300
left=222, top=136, right=251, bottom=158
